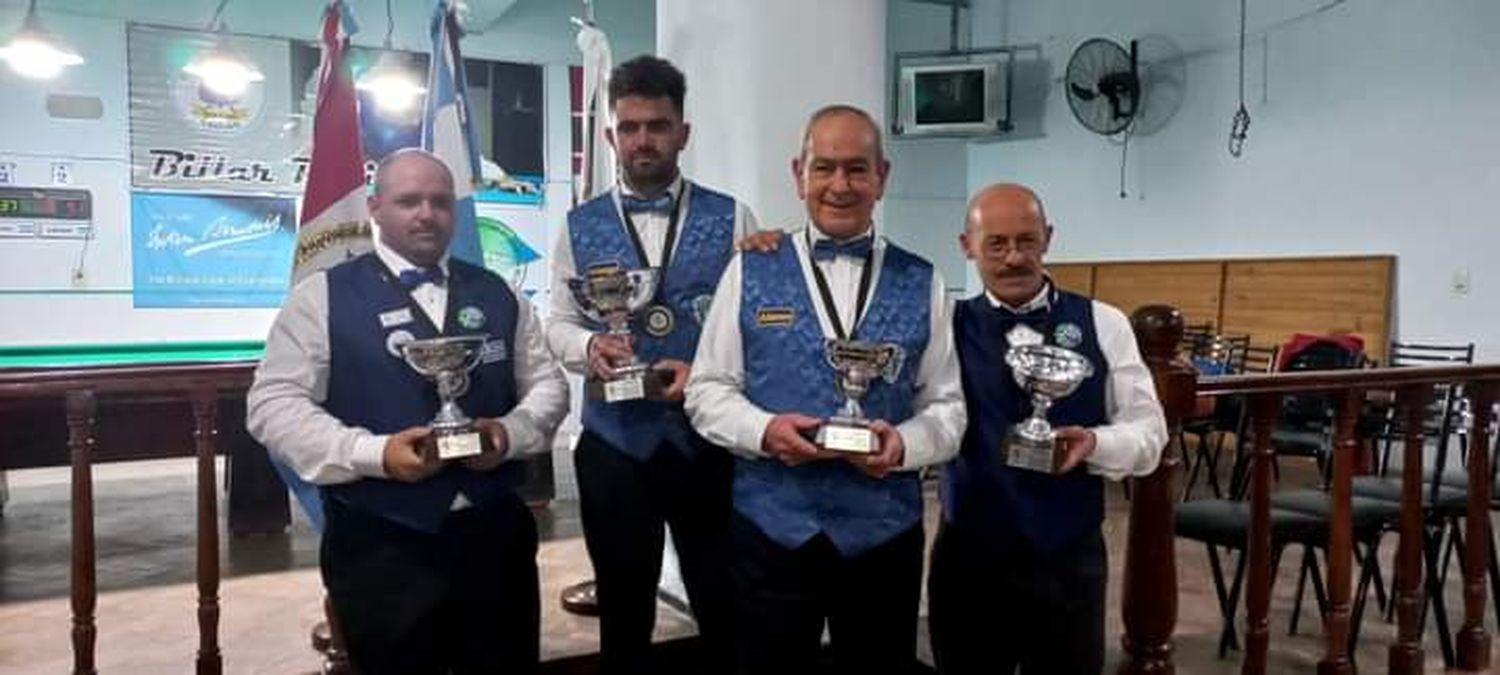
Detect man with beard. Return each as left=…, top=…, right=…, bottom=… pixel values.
left=547, top=55, right=758, bottom=674
left=249, top=149, right=569, bottom=673
left=927, top=183, right=1166, bottom=674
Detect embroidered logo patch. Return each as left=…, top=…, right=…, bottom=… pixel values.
left=691, top=294, right=715, bottom=325
left=756, top=307, right=795, bottom=327
left=457, top=306, right=486, bottom=330
left=1054, top=322, right=1084, bottom=349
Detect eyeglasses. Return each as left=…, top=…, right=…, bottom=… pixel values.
left=977, top=236, right=1044, bottom=257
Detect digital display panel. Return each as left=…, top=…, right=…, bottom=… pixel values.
left=0, top=187, right=92, bottom=220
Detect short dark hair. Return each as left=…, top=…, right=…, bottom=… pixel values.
left=608, top=55, right=686, bottom=114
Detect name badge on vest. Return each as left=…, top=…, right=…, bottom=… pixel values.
left=756, top=306, right=795, bottom=328
left=379, top=307, right=414, bottom=328
left=1005, top=323, right=1044, bottom=348
left=480, top=338, right=509, bottom=364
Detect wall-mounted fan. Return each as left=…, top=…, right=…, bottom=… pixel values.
left=1065, top=38, right=1139, bottom=136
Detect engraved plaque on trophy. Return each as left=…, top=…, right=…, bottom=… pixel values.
left=1002, top=343, right=1094, bottom=473
left=815, top=339, right=905, bottom=454
left=400, top=334, right=491, bottom=460
left=567, top=263, right=669, bottom=402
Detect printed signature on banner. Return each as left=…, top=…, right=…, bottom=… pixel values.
left=146, top=214, right=284, bottom=257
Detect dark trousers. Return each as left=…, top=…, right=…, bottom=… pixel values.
left=928, top=523, right=1107, bottom=675
left=730, top=514, right=925, bottom=675
left=574, top=430, right=734, bottom=675
left=321, top=494, right=539, bottom=675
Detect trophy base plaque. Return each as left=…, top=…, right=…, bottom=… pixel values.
left=816, top=417, right=877, bottom=454
left=1002, top=434, right=1064, bottom=473
left=422, top=427, right=492, bottom=462
left=585, top=367, right=672, bottom=402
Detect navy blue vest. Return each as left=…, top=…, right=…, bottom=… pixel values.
left=735, top=234, right=931, bottom=556
left=323, top=253, right=524, bottom=533
left=567, top=182, right=737, bottom=460
left=943, top=287, right=1109, bottom=556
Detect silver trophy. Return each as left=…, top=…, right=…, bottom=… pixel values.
left=816, top=339, right=906, bottom=454
left=1003, top=344, right=1095, bottom=473
left=400, top=334, right=490, bottom=460
left=567, top=263, right=664, bottom=402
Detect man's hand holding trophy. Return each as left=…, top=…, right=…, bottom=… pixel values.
left=568, top=263, right=675, bottom=402
left=385, top=334, right=510, bottom=480
left=1002, top=343, right=1095, bottom=473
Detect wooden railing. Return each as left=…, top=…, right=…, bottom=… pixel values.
left=1119, top=305, right=1500, bottom=675
left=0, top=362, right=256, bottom=675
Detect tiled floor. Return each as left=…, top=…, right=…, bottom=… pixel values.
left=0, top=456, right=1491, bottom=673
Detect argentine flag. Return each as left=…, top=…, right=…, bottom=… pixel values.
left=422, top=0, right=484, bottom=266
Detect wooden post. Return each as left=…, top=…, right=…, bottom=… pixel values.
left=1242, top=392, right=1279, bottom=675
left=1389, top=384, right=1430, bottom=674
left=191, top=391, right=223, bottom=675
left=1118, top=305, right=1191, bottom=675
left=1319, top=390, right=1359, bottom=675
left=66, top=391, right=98, bottom=675
left=1457, top=381, right=1497, bottom=671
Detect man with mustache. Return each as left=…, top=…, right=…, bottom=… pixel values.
left=687, top=104, right=965, bottom=673
left=548, top=55, right=758, bottom=674
left=928, top=183, right=1167, bottom=674
left=249, top=149, right=569, bottom=673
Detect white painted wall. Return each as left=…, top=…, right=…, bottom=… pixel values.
left=965, top=0, right=1500, bottom=359
left=0, top=0, right=653, bottom=346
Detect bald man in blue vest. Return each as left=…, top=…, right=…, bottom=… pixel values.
left=688, top=104, right=966, bottom=674
left=928, top=183, right=1167, bottom=674
left=249, top=149, right=569, bottom=673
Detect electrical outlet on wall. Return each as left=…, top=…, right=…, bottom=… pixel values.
left=1451, top=268, right=1470, bottom=296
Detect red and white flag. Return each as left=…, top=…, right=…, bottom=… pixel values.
left=293, top=0, right=371, bottom=282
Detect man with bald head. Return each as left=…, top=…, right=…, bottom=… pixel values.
left=249, top=148, right=568, bottom=673
left=687, top=105, right=965, bottom=673
left=927, top=183, right=1166, bottom=674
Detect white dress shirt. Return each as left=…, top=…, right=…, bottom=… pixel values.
left=984, top=285, right=1167, bottom=480
left=685, top=225, right=967, bottom=470
left=546, top=175, right=759, bottom=374
left=246, top=236, right=570, bottom=486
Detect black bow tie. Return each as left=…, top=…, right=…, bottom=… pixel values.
left=397, top=266, right=446, bottom=290
left=811, top=236, right=874, bottom=262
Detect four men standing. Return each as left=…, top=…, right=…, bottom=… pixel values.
left=252, top=53, right=1165, bottom=674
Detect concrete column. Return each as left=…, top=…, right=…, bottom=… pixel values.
left=657, top=0, right=887, bottom=227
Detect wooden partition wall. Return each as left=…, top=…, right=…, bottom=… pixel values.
left=1048, top=255, right=1394, bottom=361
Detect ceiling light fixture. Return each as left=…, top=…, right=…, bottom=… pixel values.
left=356, top=0, right=427, bottom=116
left=0, top=0, right=84, bottom=80
left=182, top=0, right=265, bottom=98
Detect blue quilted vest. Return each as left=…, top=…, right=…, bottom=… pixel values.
left=567, top=182, right=737, bottom=460
left=323, top=253, right=523, bottom=533
left=735, top=234, right=931, bottom=556
left=943, top=287, right=1109, bottom=556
